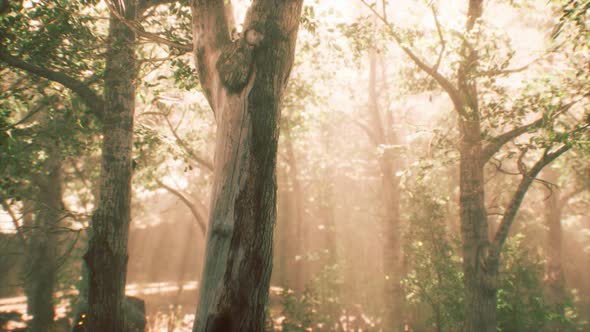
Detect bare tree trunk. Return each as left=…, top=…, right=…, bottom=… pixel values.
left=174, top=221, right=199, bottom=306
left=319, top=120, right=337, bottom=266
left=191, top=1, right=304, bottom=331
left=28, top=143, right=63, bottom=332
left=275, top=163, right=291, bottom=288
left=543, top=169, right=565, bottom=331
left=284, top=128, right=306, bottom=292
left=368, top=51, right=402, bottom=330
left=83, top=1, right=137, bottom=330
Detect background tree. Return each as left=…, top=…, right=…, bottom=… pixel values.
left=0, top=1, right=103, bottom=330
left=358, top=0, right=589, bottom=329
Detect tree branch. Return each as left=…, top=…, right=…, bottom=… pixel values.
left=339, top=110, right=380, bottom=145
left=431, top=5, right=445, bottom=71
left=359, top=0, right=464, bottom=113
left=479, top=51, right=552, bottom=77
left=142, top=109, right=214, bottom=171
left=156, top=179, right=207, bottom=236
left=489, top=144, right=571, bottom=260
left=481, top=102, right=575, bottom=163
left=138, top=0, right=178, bottom=13
left=164, top=114, right=214, bottom=172
left=0, top=51, right=104, bottom=118
left=0, top=98, right=52, bottom=131
left=1, top=200, right=27, bottom=247
left=106, top=1, right=192, bottom=52
left=191, top=0, right=232, bottom=108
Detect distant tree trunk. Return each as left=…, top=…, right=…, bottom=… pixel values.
left=174, top=221, right=198, bottom=305
left=367, top=51, right=403, bottom=330
left=275, top=163, right=291, bottom=287
left=284, top=128, right=306, bottom=292
left=27, top=143, right=64, bottom=332
left=191, top=1, right=303, bottom=331
left=584, top=215, right=590, bottom=321
left=319, top=120, right=337, bottom=266
left=542, top=168, right=573, bottom=332
left=83, top=1, right=137, bottom=331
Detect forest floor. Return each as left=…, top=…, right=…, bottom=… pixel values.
left=0, top=282, right=286, bottom=332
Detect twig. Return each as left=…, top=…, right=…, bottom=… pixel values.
left=1, top=200, right=26, bottom=247
left=139, top=108, right=214, bottom=171
left=431, top=5, right=445, bottom=71
left=155, top=179, right=207, bottom=235
left=359, top=0, right=465, bottom=115
left=0, top=98, right=53, bottom=131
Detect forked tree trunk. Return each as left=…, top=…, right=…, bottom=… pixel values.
left=83, top=1, right=137, bottom=331
left=191, top=1, right=303, bottom=331
left=380, top=0, right=574, bottom=329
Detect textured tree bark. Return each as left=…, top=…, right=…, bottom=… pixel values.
left=191, top=1, right=303, bottom=331
left=454, top=1, right=500, bottom=331
left=27, top=143, right=63, bottom=332
left=83, top=1, right=137, bottom=331
left=458, top=114, right=497, bottom=332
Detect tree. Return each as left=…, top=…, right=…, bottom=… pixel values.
left=0, top=0, right=178, bottom=329
left=81, top=0, right=189, bottom=330
left=81, top=0, right=138, bottom=330
left=0, top=2, right=103, bottom=330
left=190, top=1, right=304, bottom=331
left=0, top=101, right=78, bottom=332
left=541, top=160, right=589, bottom=330
left=359, top=0, right=589, bottom=330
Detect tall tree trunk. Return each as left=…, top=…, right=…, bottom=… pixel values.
left=284, top=128, right=306, bottom=292
left=319, top=120, right=337, bottom=266
left=275, top=163, right=291, bottom=288
left=377, top=0, right=573, bottom=329
left=28, top=143, right=63, bottom=332
left=191, top=2, right=303, bottom=331
left=459, top=113, right=497, bottom=332
left=368, top=51, right=402, bottom=330
left=174, top=221, right=199, bottom=306
left=543, top=169, right=566, bottom=331
left=453, top=1, right=499, bottom=331
left=83, top=1, right=137, bottom=331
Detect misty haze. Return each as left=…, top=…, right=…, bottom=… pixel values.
left=0, top=0, right=589, bottom=331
